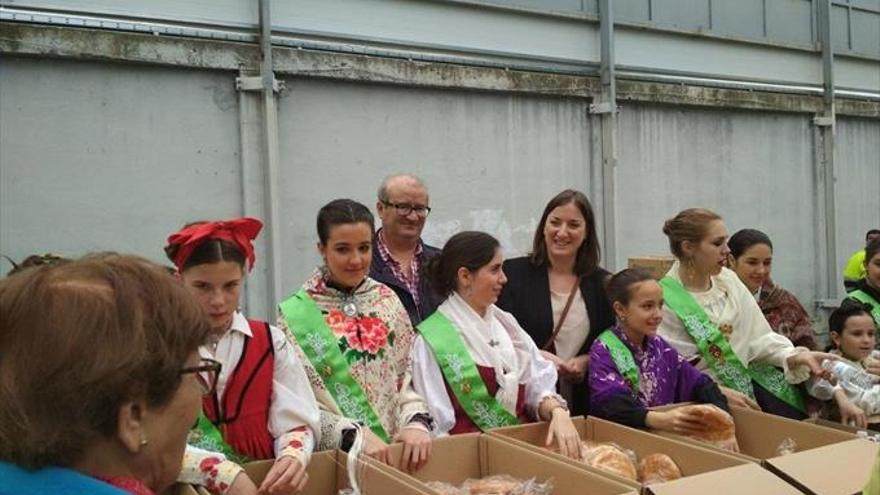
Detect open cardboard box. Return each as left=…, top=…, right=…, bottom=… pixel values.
left=803, top=417, right=880, bottom=443
left=649, top=404, right=857, bottom=462
left=487, top=416, right=796, bottom=494
left=369, top=432, right=638, bottom=495
left=650, top=404, right=878, bottom=495
left=242, top=450, right=432, bottom=495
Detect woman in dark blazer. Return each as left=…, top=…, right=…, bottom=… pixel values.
left=497, top=190, right=614, bottom=415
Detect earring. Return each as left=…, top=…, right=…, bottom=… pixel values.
left=138, top=436, right=149, bottom=451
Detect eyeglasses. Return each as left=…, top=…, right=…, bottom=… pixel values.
left=180, top=358, right=222, bottom=396
left=381, top=201, right=432, bottom=217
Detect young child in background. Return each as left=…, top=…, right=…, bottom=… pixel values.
left=807, top=300, right=880, bottom=429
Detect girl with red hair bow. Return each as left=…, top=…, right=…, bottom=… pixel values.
left=166, top=218, right=320, bottom=495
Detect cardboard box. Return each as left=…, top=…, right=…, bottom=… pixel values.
left=650, top=405, right=877, bottom=495
left=628, top=256, right=675, bottom=280
left=803, top=417, right=880, bottom=443
left=243, top=450, right=432, bottom=495
left=763, top=439, right=879, bottom=495
left=645, top=463, right=801, bottom=495
left=650, top=405, right=857, bottom=463
left=488, top=416, right=755, bottom=493
left=372, top=433, right=638, bottom=495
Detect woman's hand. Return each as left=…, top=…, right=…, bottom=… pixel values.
left=560, top=355, right=590, bottom=384
left=544, top=408, right=581, bottom=460
left=719, top=386, right=760, bottom=410
left=362, top=428, right=391, bottom=465
left=786, top=351, right=839, bottom=382
left=540, top=350, right=564, bottom=367
left=835, top=391, right=867, bottom=429
left=393, top=427, right=432, bottom=472
left=645, top=409, right=707, bottom=436
left=226, top=472, right=259, bottom=495
left=258, top=456, right=308, bottom=494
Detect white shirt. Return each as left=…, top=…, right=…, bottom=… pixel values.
left=411, top=294, right=559, bottom=436
left=202, top=311, right=321, bottom=461
left=657, top=262, right=810, bottom=384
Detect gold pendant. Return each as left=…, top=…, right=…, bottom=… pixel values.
left=719, top=324, right=734, bottom=340
left=461, top=382, right=472, bottom=395
left=322, top=365, right=332, bottom=378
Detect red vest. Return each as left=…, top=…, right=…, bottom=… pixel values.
left=202, top=319, right=275, bottom=459
left=446, top=364, right=531, bottom=434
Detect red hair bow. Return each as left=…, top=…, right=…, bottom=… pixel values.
left=166, top=217, right=263, bottom=271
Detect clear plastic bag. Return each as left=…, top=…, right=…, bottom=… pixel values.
left=775, top=437, right=798, bottom=456
left=426, top=474, right=553, bottom=495
left=581, top=442, right=639, bottom=481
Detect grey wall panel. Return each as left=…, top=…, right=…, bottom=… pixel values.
left=766, top=0, right=815, bottom=47
left=835, top=56, right=880, bottom=91
left=851, top=10, right=880, bottom=57
left=0, top=57, right=243, bottom=271
left=713, top=0, right=765, bottom=40
left=2, top=0, right=257, bottom=27
left=652, top=0, right=710, bottom=31
left=832, top=4, right=853, bottom=52
left=615, top=104, right=819, bottom=305
left=274, top=78, right=593, bottom=292
left=616, top=0, right=651, bottom=23
left=617, top=27, right=823, bottom=85
left=834, top=118, right=880, bottom=290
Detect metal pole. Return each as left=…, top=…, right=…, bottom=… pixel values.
left=815, top=0, right=838, bottom=306
left=592, top=0, right=618, bottom=270
left=259, top=0, right=284, bottom=316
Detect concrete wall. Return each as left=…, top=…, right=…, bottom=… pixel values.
left=1, top=51, right=878, bottom=323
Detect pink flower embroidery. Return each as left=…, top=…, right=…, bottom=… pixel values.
left=357, top=317, right=390, bottom=355
left=199, top=457, right=222, bottom=474
left=325, top=309, right=356, bottom=337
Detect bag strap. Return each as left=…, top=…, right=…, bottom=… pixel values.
left=543, top=276, right=582, bottom=351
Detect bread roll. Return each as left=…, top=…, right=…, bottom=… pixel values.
left=675, top=404, right=737, bottom=449
left=584, top=444, right=638, bottom=481
left=638, top=453, right=682, bottom=484
left=465, top=476, right=522, bottom=495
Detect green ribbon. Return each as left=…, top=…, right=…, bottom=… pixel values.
left=279, top=289, right=391, bottom=442
left=660, top=276, right=805, bottom=413
left=849, top=290, right=880, bottom=328
left=417, top=311, right=519, bottom=431
left=598, top=329, right=640, bottom=397
left=187, top=411, right=251, bottom=464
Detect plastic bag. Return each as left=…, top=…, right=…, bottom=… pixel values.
left=427, top=474, right=554, bottom=495
left=581, top=442, right=639, bottom=481
left=775, top=437, right=798, bottom=456
left=638, top=453, right=683, bottom=485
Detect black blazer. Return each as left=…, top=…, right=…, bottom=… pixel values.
left=497, top=256, right=614, bottom=415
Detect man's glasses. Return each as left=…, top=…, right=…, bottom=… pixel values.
left=180, top=358, right=222, bottom=396
left=381, top=201, right=431, bottom=217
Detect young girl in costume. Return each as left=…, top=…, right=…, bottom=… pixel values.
left=589, top=268, right=730, bottom=434
left=278, top=199, right=433, bottom=472
left=411, top=231, right=582, bottom=459
left=166, top=217, right=320, bottom=494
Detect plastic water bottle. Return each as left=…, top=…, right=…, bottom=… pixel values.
left=821, top=359, right=875, bottom=390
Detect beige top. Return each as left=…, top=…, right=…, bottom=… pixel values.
left=550, top=288, right=589, bottom=360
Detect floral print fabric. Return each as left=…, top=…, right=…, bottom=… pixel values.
left=279, top=268, right=429, bottom=449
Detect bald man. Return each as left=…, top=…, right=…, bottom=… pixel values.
left=370, top=174, right=441, bottom=325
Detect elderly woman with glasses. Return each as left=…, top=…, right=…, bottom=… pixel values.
left=0, top=254, right=218, bottom=494
left=165, top=217, right=321, bottom=494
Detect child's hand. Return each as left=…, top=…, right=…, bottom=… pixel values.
left=259, top=456, right=308, bottom=494
left=719, top=386, right=759, bottom=410
left=227, top=473, right=259, bottom=495
left=835, top=393, right=867, bottom=429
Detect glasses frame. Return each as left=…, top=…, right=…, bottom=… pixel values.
left=180, top=358, right=222, bottom=396
left=381, top=200, right=432, bottom=217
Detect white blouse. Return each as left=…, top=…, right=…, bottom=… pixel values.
left=411, top=294, right=559, bottom=436
left=657, top=262, right=810, bottom=384
left=202, top=311, right=321, bottom=462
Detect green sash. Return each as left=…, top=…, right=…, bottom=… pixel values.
left=849, top=290, right=880, bottom=327
left=187, top=411, right=250, bottom=464
left=417, top=312, right=520, bottom=431
left=660, top=276, right=805, bottom=413
left=279, top=289, right=391, bottom=442
left=598, top=329, right=640, bottom=397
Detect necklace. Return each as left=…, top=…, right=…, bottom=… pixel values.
left=342, top=296, right=359, bottom=317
